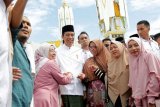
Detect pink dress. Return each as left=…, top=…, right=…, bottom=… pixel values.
left=34, top=60, right=71, bottom=107
left=127, top=37, right=160, bottom=107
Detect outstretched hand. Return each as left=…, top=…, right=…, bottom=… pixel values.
left=77, top=73, right=86, bottom=80
left=12, top=67, right=22, bottom=81
left=63, top=72, right=73, bottom=78
left=89, top=65, right=98, bottom=72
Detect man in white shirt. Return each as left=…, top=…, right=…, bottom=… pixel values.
left=56, top=25, right=84, bottom=107
left=77, top=31, right=92, bottom=107
left=137, top=20, right=160, bottom=58
left=154, top=33, right=160, bottom=49
left=25, top=43, right=35, bottom=77
left=0, top=0, right=28, bottom=107
left=102, top=38, right=111, bottom=50
left=0, top=1, right=11, bottom=106
left=78, top=31, right=92, bottom=63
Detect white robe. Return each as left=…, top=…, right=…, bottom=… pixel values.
left=56, top=44, right=84, bottom=95
left=0, top=0, right=12, bottom=107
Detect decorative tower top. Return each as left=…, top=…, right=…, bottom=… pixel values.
left=95, top=0, right=129, bottom=39
left=58, top=0, right=74, bottom=35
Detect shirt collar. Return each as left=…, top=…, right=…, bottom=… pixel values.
left=140, top=37, right=154, bottom=42
left=62, top=44, right=73, bottom=50
left=82, top=49, right=89, bottom=53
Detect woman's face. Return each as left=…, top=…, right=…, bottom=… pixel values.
left=110, top=43, right=120, bottom=59
left=48, top=46, right=56, bottom=60
left=89, top=42, right=98, bottom=56
left=127, top=40, right=140, bottom=57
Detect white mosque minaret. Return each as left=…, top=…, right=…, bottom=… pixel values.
left=58, top=0, right=74, bottom=35
left=95, top=0, right=129, bottom=39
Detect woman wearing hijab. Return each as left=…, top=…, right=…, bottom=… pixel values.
left=108, top=41, right=130, bottom=107
left=127, top=37, right=160, bottom=107
left=78, top=39, right=110, bottom=107
left=34, top=43, right=72, bottom=107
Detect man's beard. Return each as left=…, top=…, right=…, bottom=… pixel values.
left=17, top=35, right=28, bottom=43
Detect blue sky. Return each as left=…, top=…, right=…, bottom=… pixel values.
left=24, top=0, right=160, bottom=43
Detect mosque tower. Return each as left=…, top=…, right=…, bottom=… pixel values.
left=58, top=0, right=74, bottom=35
left=95, top=0, right=129, bottom=39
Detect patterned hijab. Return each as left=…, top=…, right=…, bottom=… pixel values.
left=83, top=39, right=111, bottom=80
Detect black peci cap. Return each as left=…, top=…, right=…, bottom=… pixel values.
left=62, top=25, right=74, bottom=35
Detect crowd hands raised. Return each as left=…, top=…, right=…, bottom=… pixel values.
left=1, top=0, right=160, bottom=107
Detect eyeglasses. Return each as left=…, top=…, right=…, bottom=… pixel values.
left=89, top=46, right=97, bottom=49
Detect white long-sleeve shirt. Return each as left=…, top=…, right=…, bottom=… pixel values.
left=0, top=1, right=12, bottom=107
left=141, top=37, right=160, bottom=58
left=80, top=49, right=92, bottom=64
left=25, top=43, right=35, bottom=74
left=56, top=44, right=84, bottom=95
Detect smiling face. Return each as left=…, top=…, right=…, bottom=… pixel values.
left=127, top=40, right=140, bottom=57
left=62, top=31, right=75, bottom=47
left=48, top=45, right=56, bottom=60
left=89, top=42, right=97, bottom=56
left=110, top=43, right=120, bottom=59
left=18, top=17, right=32, bottom=43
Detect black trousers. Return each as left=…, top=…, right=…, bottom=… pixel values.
left=115, top=96, right=122, bottom=107
left=61, top=95, right=84, bottom=107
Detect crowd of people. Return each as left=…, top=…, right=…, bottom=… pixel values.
left=1, top=0, right=160, bottom=107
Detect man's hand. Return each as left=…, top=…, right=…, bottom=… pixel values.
left=77, top=73, right=86, bottom=80
left=63, top=72, right=73, bottom=78
left=12, top=67, right=22, bottom=80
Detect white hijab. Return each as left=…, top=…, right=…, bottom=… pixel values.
left=35, top=43, right=56, bottom=74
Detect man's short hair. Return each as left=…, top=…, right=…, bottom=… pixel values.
left=102, top=38, right=111, bottom=43
left=62, top=25, right=74, bottom=35
left=78, top=31, right=89, bottom=40
left=129, top=34, right=139, bottom=38
left=137, top=20, right=150, bottom=27
left=154, top=33, right=160, bottom=41
left=115, top=37, right=125, bottom=43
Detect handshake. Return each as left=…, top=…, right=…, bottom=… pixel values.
left=63, top=72, right=73, bottom=79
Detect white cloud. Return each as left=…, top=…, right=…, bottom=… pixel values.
left=150, top=16, right=160, bottom=35
left=125, top=30, right=136, bottom=38
left=130, top=0, right=160, bottom=11
left=125, top=15, right=160, bottom=37
left=67, top=0, right=95, bottom=8
left=75, top=24, right=87, bottom=34
left=48, top=27, right=61, bottom=40
left=24, top=0, right=56, bottom=28
left=25, top=9, right=49, bottom=27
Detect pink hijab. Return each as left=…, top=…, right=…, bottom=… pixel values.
left=35, top=43, right=56, bottom=74
left=127, top=37, right=160, bottom=99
